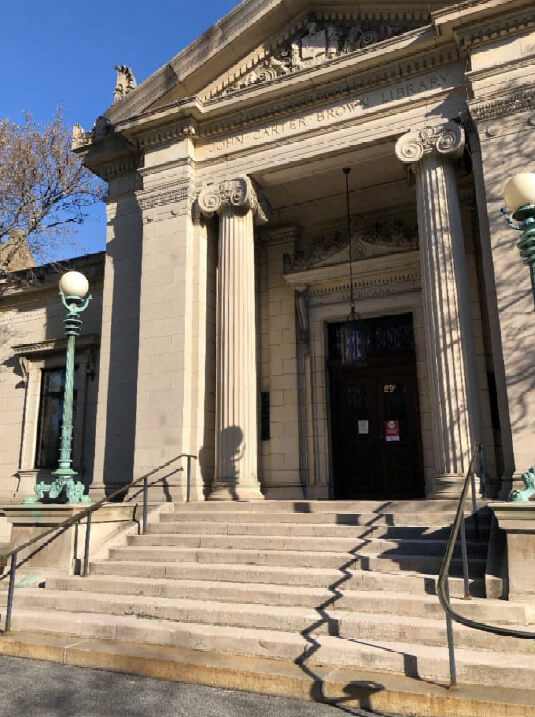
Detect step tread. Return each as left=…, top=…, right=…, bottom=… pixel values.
left=46, top=574, right=507, bottom=608
left=2, top=629, right=535, bottom=715
left=9, top=608, right=534, bottom=668
left=17, top=588, right=533, bottom=632
left=92, top=559, right=339, bottom=576
left=90, top=559, right=485, bottom=582
left=138, top=532, right=487, bottom=545
left=111, top=544, right=485, bottom=560
left=113, top=545, right=355, bottom=556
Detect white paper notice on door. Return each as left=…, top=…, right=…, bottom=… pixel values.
left=358, top=420, right=369, bottom=434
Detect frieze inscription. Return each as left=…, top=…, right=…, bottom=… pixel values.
left=201, top=67, right=459, bottom=159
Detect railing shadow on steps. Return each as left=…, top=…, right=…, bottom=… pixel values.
left=294, top=502, right=453, bottom=711
left=438, top=441, right=535, bottom=688
left=0, top=453, right=197, bottom=634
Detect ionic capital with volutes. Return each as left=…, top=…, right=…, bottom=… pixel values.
left=197, top=175, right=269, bottom=223
left=395, top=122, right=465, bottom=165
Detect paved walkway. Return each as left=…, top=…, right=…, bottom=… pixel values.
left=0, top=655, right=400, bottom=717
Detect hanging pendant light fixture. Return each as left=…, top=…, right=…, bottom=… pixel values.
left=341, top=168, right=367, bottom=366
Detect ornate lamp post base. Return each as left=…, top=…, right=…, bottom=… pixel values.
left=22, top=475, right=91, bottom=504
left=510, top=467, right=535, bottom=503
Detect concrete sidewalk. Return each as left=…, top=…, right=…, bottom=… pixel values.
left=0, top=655, right=397, bottom=717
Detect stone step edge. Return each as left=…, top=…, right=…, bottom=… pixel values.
left=0, top=630, right=533, bottom=717
left=15, top=588, right=533, bottom=634
left=110, top=545, right=487, bottom=560
left=88, top=559, right=489, bottom=583
left=136, top=533, right=488, bottom=546
left=45, top=575, right=522, bottom=614
left=8, top=609, right=535, bottom=673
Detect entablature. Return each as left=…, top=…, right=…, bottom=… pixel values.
left=284, top=249, right=420, bottom=302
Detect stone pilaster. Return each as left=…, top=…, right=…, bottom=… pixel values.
left=395, top=122, right=474, bottom=497
left=198, top=177, right=268, bottom=500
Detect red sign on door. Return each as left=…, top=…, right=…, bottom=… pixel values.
left=385, top=420, right=400, bottom=442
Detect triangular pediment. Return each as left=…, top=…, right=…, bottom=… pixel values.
left=105, top=0, right=453, bottom=124
left=199, top=10, right=431, bottom=102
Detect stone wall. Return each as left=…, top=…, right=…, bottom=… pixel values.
left=0, top=254, right=103, bottom=503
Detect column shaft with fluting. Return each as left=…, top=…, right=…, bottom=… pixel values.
left=198, top=177, right=267, bottom=500
left=396, top=123, right=473, bottom=495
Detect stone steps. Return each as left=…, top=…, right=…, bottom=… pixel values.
left=7, top=607, right=535, bottom=690
left=45, top=574, right=527, bottom=625
left=5, top=499, right=523, bottom=703
left=88, top=559, right=493, bottom=596
left=13, top=588, right=533, bottom=654
left=0, top=631, right=533, bottom=717
left=163, top=500, right=475, bottom=513
left=148, top=521, right=485, bottom=540
left=161, top=510, right=489, bottom=526
left=107, top=544, right=487, bottom=576
left=128, top=532, right=489, bottom=558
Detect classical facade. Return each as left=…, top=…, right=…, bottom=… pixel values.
left=2, top=0, right=535, bottom=506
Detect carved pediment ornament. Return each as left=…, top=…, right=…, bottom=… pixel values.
left=113, top=64, right=137, bottom=103
left=216, top=13, right=421, bottom=97
left=198, top=176, right=270, bottom=223
left=286, top=216, right=418, bottom=273
left=395, top=122, right=465, bottom=164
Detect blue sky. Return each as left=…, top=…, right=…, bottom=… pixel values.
left=1, top=0, right=238, bottom=260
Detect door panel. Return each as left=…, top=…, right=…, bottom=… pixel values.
left=328, top=314, right=424, bottom=500
left=331, top=377, right=378, bottom=498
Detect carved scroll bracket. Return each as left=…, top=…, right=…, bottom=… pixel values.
left=395, top=121, right=465, bottom=165
left=197, top=176, right=270, bottom=224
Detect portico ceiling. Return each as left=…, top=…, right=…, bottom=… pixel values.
left=256, top=138, right=413, bottom=225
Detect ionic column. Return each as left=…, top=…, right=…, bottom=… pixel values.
left=395, top=122, right=474, bottom=497
left=198, top=177, right=268, bottom=500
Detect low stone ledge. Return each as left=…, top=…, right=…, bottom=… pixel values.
left=489, top=502, right=535, bottom=604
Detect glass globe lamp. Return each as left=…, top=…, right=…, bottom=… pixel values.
left=503, top=173, right=535, bottom=221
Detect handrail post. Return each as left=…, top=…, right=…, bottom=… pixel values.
left=143, top=476, right=148, bottom=533
left=476, top=443, right=484, bottom=505
left=4, top=551, right=18, bottom=633
left=73, top=521, right=81, bottom=576
left=471, top=459, right=479, bottom=539
left=186, top=455, right=192, bottom=503
left=444, top=578, right=457, bottom=688
left=459, top=514, right=471, bottom=599
left=82, top=512, right=92, bottom=577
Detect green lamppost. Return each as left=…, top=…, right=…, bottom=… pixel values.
left=24, top=271, right=92, bottom=504
left=502, top=172, right=535, bottom=502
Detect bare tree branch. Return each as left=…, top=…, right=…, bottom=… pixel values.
left=0, top=109, right=105, bottom=273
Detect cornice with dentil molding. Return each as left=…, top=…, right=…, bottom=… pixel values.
left=453, top=6, right=535, bottom=50
left=469, top=88, right=535, bottom=123
left=136, top=180, right=194, bottom=211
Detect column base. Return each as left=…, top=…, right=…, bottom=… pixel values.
left=208, top=481, right=264, bottom=501
left=430, top=473, right=469, bottom=499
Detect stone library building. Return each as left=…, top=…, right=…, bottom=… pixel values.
left=1, top=0, right=534, bottom=710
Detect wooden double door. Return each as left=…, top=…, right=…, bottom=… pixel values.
left=328, top=315, right=424, bottom=500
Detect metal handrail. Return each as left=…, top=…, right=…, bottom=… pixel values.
left=0, top=452, right=197, bottom=632
left=437, top=442, right=535, bottom=687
